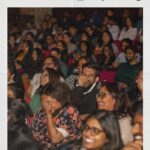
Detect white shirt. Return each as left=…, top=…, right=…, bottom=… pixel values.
left=119, top=27, right=138, bottom=41
left=108, top=25, right=120, bottom=40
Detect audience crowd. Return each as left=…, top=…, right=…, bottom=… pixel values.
left=8, top=8, right=143, bottom=150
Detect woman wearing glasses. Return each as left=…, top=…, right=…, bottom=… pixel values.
left=96, top=82, right=133, bottom=145
left=59, top=110, right=123, bottom=150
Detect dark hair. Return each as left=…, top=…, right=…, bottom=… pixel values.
left=51, top=47, right=61, bottom=55
left=121, top=38, right=132, bottom=46
left=8, top=128, right=41, bottom=150
left=32, top=48, right=44, bottom=62
left=26, top=32, right=35, bottom=40
left=101, top=31, right=113, bottom=44
left=82, top=63, right=100, bottom=77
left=8, top=98, right=30, bottom=131
left=125, top=45, right=137, bottom=54
left=101, top=82, right=132, bottom=116
left=102, top=44, right=115, bottom=57
left=8, top=83, right=24, bottom=100
left=133, top=100, right=143, bottom=116
left=88, top=111, right=123, bottom=150
left=41, top=82, right=73, bottom=106
left=43, top=55, right=63, bottom=77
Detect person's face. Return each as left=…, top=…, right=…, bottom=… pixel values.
left=82, top=67, right=96, bottom=85
left=97, top=86, right=116, bottom=111
left=9, top=36, right=15, bottom=45
left=136, top=70, right=143, bottom=91
left=132, top=113, right=143, bottom=138
left=125, top=49, right=135, bottom=62
left=121, top=41, right=129, bottom=51
left=8, top=88, right=15, bottom=99
left=126, top=18, right=132, bottom=27
left=82, top=118, right=107, bottom=150
left=26, top=34, right=33, bottom=42
left=26, top=22, right=32, bottom=29
left=102, top=32, right=110, bottom=44
left=32, top=50, right=38, bottom=61
left=46, top=35, right=53, bottom=45
left=81, top=43, right=87, bottom=53
left=40, top=70, right=50, bottom=86
left=93, top=45, right=101, bottom=55
left=63, top=34, right=70, bottom=43
left=81, top=33, right=88, bottom=41
left=103, top=46, right=111, bottom=56
left=57, top=42, right=64, bottom=51
left=69, top=27, right=77, bottom=36
left=43, top=58, right=57, bottom=70
left=41, top=94, right=62, bottom=113
left=86, top=27, right=93, bottom=36
left=51, top=51, right=60, bottom=59
left=42, top=22, right=48, bottom=30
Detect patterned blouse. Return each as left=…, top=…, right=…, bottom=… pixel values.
left=32, top=105, right=83, bottom=150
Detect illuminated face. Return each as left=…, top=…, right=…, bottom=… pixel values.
left=82, top=118, right=107, bottom=150
left=132, top=113, right=143, bottom=137
left=43, top=58, right=57, bottom=70
left=125, top=49, right=135, bottom=62
left=82, top=67, right=97, bottom=86
left=102, top=32, right=110, bottom=44
left=32, top=50, right=38, bottom=61
left=97, top=86, right=116, bottom=111
left=40, top=70, right=50, bottom=86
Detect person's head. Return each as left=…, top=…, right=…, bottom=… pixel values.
left=31, top=48, right=44, bottom=62
left=25, top=32, right=35, bottom=42
left=41, top=82, right=73, bottom=113
left=26, top=21, right=33, bottom=30
left=97, top=83, right=132, bottom=114
left=102, top=44, right=114, bottom=57
left=125, top=45, right=137, bottom=63
left=101, top=31, right=113, bottom=44
left=93, top=43, right=102, bottom=55
left=108, top=16, right=117, bottom=26
left=42, top=20, right=48, bottom=30
left=45, top=34, right=54, bottom=45
left=42, top=56, right=60, bottom=71
left=82, top=63, right=100, bottom=86
left=22, top=40, right=33, bottom=54
left=121, top=38, right=132, bottom=51
left=77, top=56, right=92, bottom=75
left=8, top=83, right=24, bottom=100
left=79, top=41, right=89, bottom=54
left=86, top=25, right=94, bottom=36
left=69, top=25, right=78, bottom=37
left=132, top=101, right=143, bottom=140
left=81, top=31, right=89, bottom=41
left=136, top=69, right=143, bottom=95
left=82, top=110, right=123, bottom=150
left=8, top=34, right=16, bottom=46
left=8, top=98, right=29, bottom=128
left=107, top=9, right=115, bottom=17
left=125, top=17, right=134, bottom=28
left=63, top=32, right=71, bottom=44
left=50, top=48, right=61, bottom=59
left=56, top=40, right=67, bottom=52
left=40, top=68, right=60, bottom=86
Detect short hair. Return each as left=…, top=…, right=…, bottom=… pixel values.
left=125, top=45, right=137, bottom=54
left=41, top=82, right=74, bottom=106
left=133, top=100, right=143, bottom=116
left=88, top=110, right=123, bottom=150
left=82, top=63, right=100, bottom=77
left=121, top=38, right=133, bottom=46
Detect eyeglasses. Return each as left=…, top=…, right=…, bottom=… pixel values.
left=96, top=92, right=113, bottom=99
left=83, top=124, right=104, bottom=136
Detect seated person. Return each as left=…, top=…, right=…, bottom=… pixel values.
left=32, top=82, right=83, bottom=149
left=72, top=63, right=100, bottom=120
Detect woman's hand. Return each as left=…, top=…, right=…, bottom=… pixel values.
left=41, top=99, right=53, bottom=115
